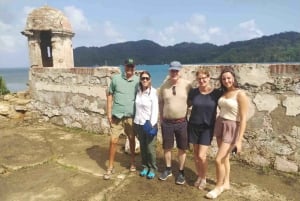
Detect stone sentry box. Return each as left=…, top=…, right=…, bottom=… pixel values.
left=21, top=6, right=74, bottom=68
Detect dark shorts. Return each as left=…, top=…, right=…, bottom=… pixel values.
left=188, top=123, right=213, bottom=145
left=214, top=117, right=240, bottom=144
left=161, top=120, right=188, bottom=150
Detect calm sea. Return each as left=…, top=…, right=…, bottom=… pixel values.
left=0, top=68, right=29, bottom=93
left=0, top=65, right=170, bottom=92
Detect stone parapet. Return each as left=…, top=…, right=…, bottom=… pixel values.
left=27, top=67, right=120, bottom=134
left=1, top=63, right=300, bottom=173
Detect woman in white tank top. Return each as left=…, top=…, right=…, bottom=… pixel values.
left=206, top=67, right=249, bottom=199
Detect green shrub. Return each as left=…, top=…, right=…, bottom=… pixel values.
left=0, top=76, right=10, bottom=95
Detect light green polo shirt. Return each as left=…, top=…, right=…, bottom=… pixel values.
left=108, top=73, right=139, bottom=119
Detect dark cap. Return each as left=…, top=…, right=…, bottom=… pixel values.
left=124, top=58, right=135, bottom=67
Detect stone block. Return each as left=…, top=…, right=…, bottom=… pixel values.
left=0, top=103, right=10, bottom=115
left=282, top=96, right=300, bottom=116
left=253, top=94, right=279, bottom=113
left=274, top=156, right=298, bottom=173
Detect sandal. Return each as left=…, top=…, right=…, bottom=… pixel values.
left=147, top=171, right=155, bottom=179
left=103, top=168, right=114, bottom=180
left=206, top=187, right=224, bottom=199
left=140, top=168, right=149, bottom=177
left=129, top=165, right=136, bottom=172
left=194, top=177, right=201, bottom=187
left=198, top=179, right=206, bottom=190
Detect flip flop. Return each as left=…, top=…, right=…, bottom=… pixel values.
left=206, top=187, right=224, bottom=199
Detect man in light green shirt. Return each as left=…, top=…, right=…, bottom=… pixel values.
left=104, top=58, right=139, bottom=180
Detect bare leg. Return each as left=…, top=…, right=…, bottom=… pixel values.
left=198, top=144, right=209, bottom=180
left=128, top=134, right=136, bottom=169
left=215, top=141, right=231, bottom=187
left=178, top=148, right=186, bottom=170
left=206, top=137, right=231, bottom=198
left=164, top=149, right=172, bottom=167
left=223, top=148, right=232, bottom=189
left=193, top=144, right=200, bottom=176
left=108, top=136, right=119, bottom=169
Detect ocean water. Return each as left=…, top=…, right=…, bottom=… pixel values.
left=0, top=65, right=170, bottom=93
left=0, top=68, right=29, bottom=93
left=134, top=64, right=169, bottom=88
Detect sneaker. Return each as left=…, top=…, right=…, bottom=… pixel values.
left=175, top=173, right=185, bottom=185
left=147, top=171, right=155, bottom=179
left=159, top=169, right=172, bottom=180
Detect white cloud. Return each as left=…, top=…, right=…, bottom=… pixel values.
left=238, top=19, right=264, bottom=39
left=103, top=21, right=125, bottom=42
left=140, top=14, right=222, bottom=45
left=208, top=27, right=221, bottom=35
left=64, top=6, right=91, bottom=32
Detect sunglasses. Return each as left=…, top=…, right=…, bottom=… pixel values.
left=172, top=86, right=176, bottom=95
left=140, top=77, right=150, bottom=81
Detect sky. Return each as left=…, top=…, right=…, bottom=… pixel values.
left=0, top=0, right=299, bottom=68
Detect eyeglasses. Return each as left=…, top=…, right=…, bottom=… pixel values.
left=197, top=76, right=208, bottom=81
left=172, top=86, right=176, bottom=95
left=140, top=77, right=150, bottom=81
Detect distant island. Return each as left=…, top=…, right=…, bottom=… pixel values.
left=73, top=31, right=300, bottom=66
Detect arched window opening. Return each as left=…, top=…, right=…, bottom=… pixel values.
left=40, top=31, right=53, bottom=67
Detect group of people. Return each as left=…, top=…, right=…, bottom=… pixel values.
left=104, top=58, right=249, bottom=199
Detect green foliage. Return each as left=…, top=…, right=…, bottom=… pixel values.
left=0, top=76, right=10, bottom=95
left=73, top=31, right=300, bottom=66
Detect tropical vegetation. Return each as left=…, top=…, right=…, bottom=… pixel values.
left=73, top=31, right=300, bottom=66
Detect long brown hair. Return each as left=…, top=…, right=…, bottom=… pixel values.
left=219, top=66, right=239, bottom=91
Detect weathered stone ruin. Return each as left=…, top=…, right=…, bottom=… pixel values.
left=21, top=5, right=74, bottom=68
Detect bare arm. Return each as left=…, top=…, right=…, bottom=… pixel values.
left=158, top=89, right=164, bottom=123
left=106, top=93, right=113, bottom=125
left=236, top=90, right=249, bottom=153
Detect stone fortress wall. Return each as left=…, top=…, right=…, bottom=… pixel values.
left=6, top=63, right=296, bottom=174
left=1, top=63, right=300, bottom=173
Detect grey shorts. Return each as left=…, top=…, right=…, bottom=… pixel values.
left=214, top=117, right=240, bottom=144
left=161, top=120, right=188, bottom=150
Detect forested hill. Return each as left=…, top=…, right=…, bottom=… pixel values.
left=73, top=31, right=300, bottom=66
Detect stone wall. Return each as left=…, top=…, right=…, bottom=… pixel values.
left=1, top=63, right=300, bottom=173
left=180, top=63, right=300, bottom=173
left=28, top=67, right=120, bottom=134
